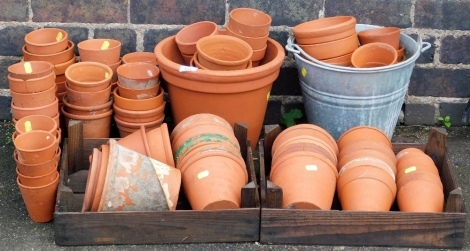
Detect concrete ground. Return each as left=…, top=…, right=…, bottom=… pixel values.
left=0, top=121, right=468, bottom=251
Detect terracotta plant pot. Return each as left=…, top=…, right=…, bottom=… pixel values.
left=77, top=38, right=122, bottom=64
left=337, top=125, right=392, bottom=151
left=396, top=171, right=444, bottom=212
left=170, top=113, right=233, bottom=141
left=293, top=16, right=357, bottom=44
left=116, top=62, right=160, bottom=90
left=196, top=35, right=253, bottom=71
left=321, top=52, right=353, bottom=66
left=8, top=61, right=54, bottom=80
left=61, top=105, right=113, bottom=138
left=113, top=87, right=164, bottom=111
left=104, top=58, right=122, bottom=83
left=175, top=21, right=218, bottom=55
left=14, top=147, right=60, bottom=177
left=154, top=35, right=284, bottom=150
left=62, top=94, right=112, bottom=116
left=228, top=8, right=271, bottom=37
left=117, top=81, right=160, bottom=100
left=65, top=82, right=111, bottom=107
left=17, top=167, right=58, bottom=187
left=8, top=63, right=56, bottom=93
left=117, top=125, right=151, bottom=156
left=357, top=27, right=401, bottom=49
left=13, top=130, right=58, bottom=164
left=15, top=114, right=58, bottom=135
left=113, top=102, right=165, bottom=123
left=82, top=148, right=102, bottom=212
left=226, top=25, right=268, bottom=50
left=298, top=33, right=359, bottom=60
left=53, top=56, right=77, bottom=75
left=145, top=123, right=176, bottom=167
left=10, top=98, right=59, bottom=120
left=396, top=154, right=439, bottom=180
left=351, top=42, right=398, bottom=68
left=122, top=52, right=158, bottom=65
left=65, top=62, right=113, bottom=92
left=396, top=147, right=426, bottom=161
left=24, top=28, right=69, bottom=54
left=23, top=41, right=75, bottom=65
left=91, top=144, right=109, bottom=211
left=396, top=45, right=405, bottom=62
left=10, top=84, right=57, bottom=108
left=114, top=115, right=164, bottom=137
left=17, top=174, right=59, bottom=222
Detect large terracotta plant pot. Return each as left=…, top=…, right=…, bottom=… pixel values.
left=78, top=38, right=121, bottom=64
left=17, top=174, right=59, bottom=222
left=24, top=28, right=69, bottom=54
left=61, top=105, right=113, bottom=138
left=116, top=62, right=160, bottom=89
left=13, top=130, right=59, bottom=164
left=65, top=62, right=113, bottom=92
left=154, top=36, right=285, bottom=149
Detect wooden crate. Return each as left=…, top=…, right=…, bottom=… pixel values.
left=259, top=125, right=466, bottom=249
left=54, top=122, right=260, bottom=246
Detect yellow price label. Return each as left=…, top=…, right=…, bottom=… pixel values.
left=405, top=166, right=417, bottom=174
left=266, top=92, right=270, bottom=101
left=101, top=40, right=110, bottom=50
left=56, top=32, right=63, bottom=42
left=23, top=62, right=32, bottom=74
left=301, top=67, right=307, bottom=77
left=105, top=72, right=110, bottom=79
left=24, top=121, right=32, bottom=132
left=197, top=170, right=209, bottom=179
left=305, top=165, right=318, bottom=171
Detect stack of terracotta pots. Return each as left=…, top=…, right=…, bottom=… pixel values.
left=293, top=16, right=358, bottom=67
left=395, top=148, right=444, bottom=212
left=8, top=61, right=60, bottom=127
left=270, top=124, right=338, bottom=210
left=113, top=62, right=165, bottom=137
left=356, top=27, right=404, bottom=64
left=175, top=21, right=219, bottom=65
left=82, top=129, right=180, bottom=212
left=122, top=51, right=158, bottom=65
left=336, top=126, right=397, bottom=211
left=170, top=113, right=248, bottom=210
left=226, top=8, right=272, bottom=66
left=22, top=28, right=76, bottom=111
left=61, top=62, right=114, bottom=138
left=12, top=115, right=61, bottom=222
left=77, top=38, right=122, bottom=90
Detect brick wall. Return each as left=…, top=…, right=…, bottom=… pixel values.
left=1, top=0, right=469, bottom=126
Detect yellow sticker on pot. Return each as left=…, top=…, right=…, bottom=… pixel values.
left=405, top=166, right=417, bottom=174
left=104, top=72, right=110, bottom=79
left=305, top=165, right=318, bottom=171
left=101, top=40, right=110, bottom=50
left=266, top=92, right=270, bottom=101
left=301, top=67, right=307, bottom=77
left=197, top=170, right=209, bottom=179
left=24, top=121, right=32, bottom=132
left=23, top=62, right=32, bottom=74
left=56, top=32, right=63, bottom=42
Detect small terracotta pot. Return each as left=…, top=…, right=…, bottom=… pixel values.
left=357, top=27, right=401, bottom=49
left=298, top=33, right=359, bottom=60
left=396, top=45, right=405, bottom=62
left=23, top=41, right=75, bottom=65
left=196, top=35, right=253, bottom=71
left=293, top=16, right=356, bottom=44
left=228, top=8, right=271, bottom=37
left=226, top=25, right=268, bottom=50
left=13, top=130, right=58, bottom=164
left=82, top=148, right=101, bottom=212
left=175, top=21, right=218, bottom=55
left=114, top=115, right=164, bottom=137
left=78, top=38, right=122, bottom=64
left=11, top=97, right=59, bottom=122
left=122, top=52, right=158, bottom=65
left=17, top=167, right=58, bottom=187
left=62, top=94, right=112, bottom=116
left=339, top=140, right=396, bottom=165
left=61, top=105, right=113, bottom=138
left=24, top=28, right=69, bottom=54
left=396, top=171, right=444, bottom=212
left=8, top=69, right=56, bottom=94
left=396, top=154, right=439, bottom=180
left=65, top=82, right=112, bottom=107
left=337, top=125, right=392, bottom=152
left=105, top=57, right=122, bottom=83
left=338, top=148, right=397, bottom=175
left=321, top=52, right=353, bottom=66
left=65, top=62, right=113, bottom=92
left=351, top=42, right=398, bottom=68
left=8, top=61, right=54, bottom=80
left=181, top=52, right=194, bottom=65
left=113, top=102, right=165, bottom=123
left=14, top=147, right=60, bottom=177
left=10, top=84, right=57, bottom=108
left=146, top=123, right=176, bottom=167
left=53, top=56, right=77, bottom=75
left=117, top=80, right=160, bottom=100
left=113, top=87, right=164, bottom=111
left=116, top=62, right=160, bottom=90
left=272, top=141, right=336, bottom=169
left=17, top=174, right=59, bottom=222
left=396, top=147, right=426, bottom=161
left=91, top=144, right=109, bottom=211
left=251, top=45, right=267, bottom=62
left=117, top=125, right=151, bottom=157
left=15, top=114, right=58, bottom=135
left=170, top=113, right=233, bottom=141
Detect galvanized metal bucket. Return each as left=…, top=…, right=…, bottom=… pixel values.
left=286, top=24, right=431, bottom=140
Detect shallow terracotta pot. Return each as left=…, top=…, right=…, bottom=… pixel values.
left=24, top=28, right=69, bottom=54
left=122, top=52, right=158, bottom=65
left=65, top=62, right=113, bottom=92
left=271, top=151, right=338, bottom=210
left=78, top=38, right=122, bottom=64
left=61, top=105, right=113, bottom=138
left=14, top=147, right=60, bottom=177
left=17, top=167, right=58, bottom=187
left=17, top=174, right=59, bottom=222
left=357, top=27, right=401, bottom=49
left=10, top=98, right=59, bottom=120
left=10, top=84, right=57, bottom=108
left=23, top=41, right=75, bottom=65
left=175, top=21, right=218, bottom=55
left=62, top=94, right=112, bottom=116
left=337, top=125, right=392, bottom=151
left=114, top=115, right=164, bottom=137
left=117, top=62, right=160, bottom=90
left=298, top=33, right=359, bottom=60
left=90, top=144, right=109, bottom=212
left=8, top=68, right=56, bottom=93
left=113, top=102, right=165, bottom=123
left=293, top=16, right=356, bottom=44
left=117, top=80, right=160, bottom=100
left=154, top=36, right=284, bottom=150
left=146, top=123, right=176, bottom=167
left=228, top=8, right=271, bottom=37
left=351, top=42, right=398, bottom=68
left=15, top=114, right=58, bottom=135
left=82, top=148, right=101, bottom=212
left=13, top=130, right=58, bottom=164
left=113, top=86, right=164, bottom=111
left=65, top=82, right=112, bottom=107
left=196, top=35, right=253, bottom=70
left=396, top=171, right=444, bottom=212
left=226, top=25, right=268, bottom=50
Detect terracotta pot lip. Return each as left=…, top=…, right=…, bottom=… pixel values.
left=271, top=150, right=338, bottom=180
left=351, top=42, right=398, bottom=68
left=16, top=163, right=58, bottom=179
left=154, top=36, right=284, bottom=81
left=10, top=83, right=56, bottom=95
left=226, top=25, right=269, bottom=40
left=297, top=33, right=357, bottom=47
left=273, top=123, right=338, bottom=154
left=196, top=35, right=253, bottom=66
left=113, top=86, right=163, bottom=103
left=337, top=125, right=392, bottom=148
left=65, top=82, right=111, bottom=95
left=175, top=21, right=218, bottom=46
left=22, top=40, right=74, bottom=59
left=13, top=130, right=57, bottom=152
left=113, top=101, right=165, bottom=115
left=16, top=171, right=59, bottom=189
left=8, top=61, right=54, bottom=80
left=337, top=165, right=396, bottom=195
left=338, top=157, right=396, bottom=181
left=62, top=94, right=112, bottom=111
left=114, top=115, right=163, bottom=127
left=65, top=61, right=113, bottom=83
left=14, top=147, right=61, bottom=166
left=293, top=16, right=356, bottom=38
left=357, top=27, right=400, bottom=37
left=15, top=114, right=58, bottom=134
left=24, top=28, right=68, bottom=46
left=10, top=97, right=58, bottom=110
left=116, top=80, right=160, bottom=92
left=60, top=104, right=113, bottom=119
left=229, top=8, right=272, bottom=29
left=116, top=62, right=160, bottom=81
left=77, top=38, right=122, bottom=51
left=122, top=52, right=158, bottom=64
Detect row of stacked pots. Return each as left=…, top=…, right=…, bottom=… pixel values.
left=270, top=124, right=444, bottom=212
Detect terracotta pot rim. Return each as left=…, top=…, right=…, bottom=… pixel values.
left=293, top=16, right=356, bottom=39
left=337, top=125, right=392, bottom=148
left=15, top=114, right=58, bottom=134
left=113, top=86, right=164, bottom=108
left=24, top=28, right=69, bottom=47
left=13, top=130, right=57, bottom=152
left=8, top=61, right=54, bottom=79
left=116, top=62, right=160, bottom=81
left=77, top=38, right=122, bottom=51
left=62, top=94, right=113, bottom=111
left=114, top=115, right=163, bottom=127
left=14, top=147, right=61, bottom=167
left=338, top=157, right=396, bottom=181
left=112, top=101, right=165, bottom=115
left=65, top=81, right=112, bottom=95
left=16, top=171, right=59, bottom=189
left=16, top=164, right=58, bottom=180
left=196, top=35, right=253, bottom=67
left=357, top=27, right=401, bottom=38
left=175, top=21, right=218, bottom=47
left=8, top=66, right=55, bottom=83
left=122, top=52, right=158, bottom=65
left=65, top=61, right=113, bottom=87
left=22, top=41, right=75, bottom=64
left=60, top=104, right=113, bottom=120
left=10, top=97, right=58, bottom=111
left=271, top=150, right=338, bottom=180
left=10, top=83, right=57, bottom=97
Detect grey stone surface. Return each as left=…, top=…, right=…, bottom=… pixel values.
left=439, top=102, right=470, bottom=126
left=415, top=0, right=470, bottom=30
left=143, top=28, right=180, bottom=52
left=409, top=68, right=470, bottom=98
left=0, top=96, right=12, bottom=120
left=0, top=58, right=21, bottom=89
left=440, top=35, right=470, bottom=64
left=404, top=103, right=436, bottom=125
left=263, top=100, right=282, bottom=125
left=0, top=26, right=34, bottom=56
left=0, top=0, right=28, bottom=21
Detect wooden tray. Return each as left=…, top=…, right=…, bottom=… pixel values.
left=54, top=121, right=260, bottom=246
left=259, top=125, right=466, bottom=249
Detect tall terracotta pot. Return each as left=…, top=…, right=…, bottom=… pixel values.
left=61, top=105, right=113, bottom=138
